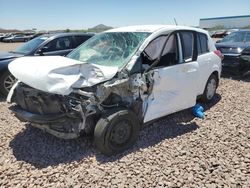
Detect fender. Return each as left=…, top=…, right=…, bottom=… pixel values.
left=0, top=58, right=16, bottom=73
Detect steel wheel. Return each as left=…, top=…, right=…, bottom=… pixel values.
left=109, top=120, right=132, bottom=147
left=206, top=78, right=217, bottom=100
left=200, top=74, right=218, bottom=103
left=94, top=108, right=140, bottom=155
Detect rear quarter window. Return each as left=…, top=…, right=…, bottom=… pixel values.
left=197, top=32, right=209, bottom=55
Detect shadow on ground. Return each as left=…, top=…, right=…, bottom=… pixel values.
left=9, top=94, right=221, bottom=168
left=221, top=70, right=250, bottom=82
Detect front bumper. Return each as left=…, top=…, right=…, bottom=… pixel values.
left=11, top=105, right=70, bottom=124
left=222, top=54, right=240, bottom=68
left=11, top=105, right=82, bottom=139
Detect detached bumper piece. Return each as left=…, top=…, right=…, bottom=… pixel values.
left=11, top=105, right=82, bottom=139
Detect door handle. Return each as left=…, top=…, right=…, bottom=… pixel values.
left=181, top=67, right=196, bottom=73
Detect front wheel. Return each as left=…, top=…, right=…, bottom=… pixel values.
left=0, top=71, right=17, bottom=96
left=94, top=108, right=140, bottom=155
left=200, top=74, right=218, bottom=103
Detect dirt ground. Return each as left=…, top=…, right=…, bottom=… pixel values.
left=0, top=42, right=24, bottom=52
left=0, top=43, right=249, bottom=187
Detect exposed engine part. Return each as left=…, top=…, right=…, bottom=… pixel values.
left=10, top=71, right=155, bottom=139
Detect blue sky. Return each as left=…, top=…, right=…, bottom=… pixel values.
left=0, top=0, right=249, bottom=30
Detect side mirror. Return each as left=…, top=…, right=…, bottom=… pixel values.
left=38, top=46, right=48, bottom=55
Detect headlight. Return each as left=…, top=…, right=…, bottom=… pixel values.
left=237, top=47, right=244, bottom=53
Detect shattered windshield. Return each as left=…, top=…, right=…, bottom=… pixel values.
left=67, top=32, right=150, bottom=68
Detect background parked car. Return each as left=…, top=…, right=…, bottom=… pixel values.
left=215, top=30, right=250, bottom=75
left=239, top=46, right=250, bottom=76
left=2, top=35, right=32, bottom=42
left=211, top=30, right=227, bottom=38
left=0, top=32, right=94, bottom=96
left=0, top=34, right=13, bottom=42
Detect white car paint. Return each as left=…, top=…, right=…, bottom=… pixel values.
left=8, top=56, right=118, bottom=95
left=143, top=61, right=199, bottom=122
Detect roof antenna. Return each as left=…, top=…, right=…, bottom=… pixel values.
left=174, top=18, right=178, bottom=25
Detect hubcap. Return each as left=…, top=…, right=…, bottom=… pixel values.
left=4, top=74, right=17, bottom=92
left=110, top=120, right=132, bottom=146
left=206, top=78, right=216, bottom=100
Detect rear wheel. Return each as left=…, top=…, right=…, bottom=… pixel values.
left=200, top=74, right=218, bottom=103
left=94, top=108, right=140, bottom=155
left=0, top=71, right=17, bottom=96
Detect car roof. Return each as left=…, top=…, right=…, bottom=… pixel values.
left=237, top=29, right=250, bottom=32
left=106, top=25, right=207, bottom=34
left=41, top=32, right=94, bottom=39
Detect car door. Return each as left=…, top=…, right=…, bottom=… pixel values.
left=143, top=31, right=199, bottom=123
left=40, top=36, right=74, bottom=56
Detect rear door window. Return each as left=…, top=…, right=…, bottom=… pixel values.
left=74, top=35, right=92, bottom=48
left=179, top=32, right=194, bottom=61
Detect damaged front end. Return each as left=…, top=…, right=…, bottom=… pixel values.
left=9, top=71, right=154, bottom=139
left=7, top=31, right=154, bottom=140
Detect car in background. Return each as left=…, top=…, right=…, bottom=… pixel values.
left=211, top=29, right=238, bottom=39
left=2, top=35, right=32, bottom=42
left=239, top=47, right=250, bottom=76
left=0, top=33, right=94, bottom=96
left=0, top=34, right=6, bottom=41
left=211, top=30, right=227, bottom=38
left=7, top=25, right=222, bottom=155
left=0, top=34, right=13, bottom=42
left=215, top=30, right=250, bottom=75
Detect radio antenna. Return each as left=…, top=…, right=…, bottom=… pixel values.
left=174, top=18, right=178, bottom=25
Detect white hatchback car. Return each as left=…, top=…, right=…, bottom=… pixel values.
left=8, top=25, right=222, bottom=155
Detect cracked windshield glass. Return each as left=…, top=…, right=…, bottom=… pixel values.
left=67, top=32, right=150, bottom=68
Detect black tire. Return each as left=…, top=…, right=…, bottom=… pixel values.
left=0, top=71, right=17, bottom=96
left=94, top=108, right=140, bottom=155
left=200, top=74, right=218, bottom=103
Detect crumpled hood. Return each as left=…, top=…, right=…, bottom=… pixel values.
left=8, top=56, right=118, bottom=95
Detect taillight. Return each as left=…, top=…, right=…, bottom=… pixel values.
left=214, top=50, right=224, bottom=60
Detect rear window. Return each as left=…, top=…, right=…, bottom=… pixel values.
left=197, top=33, right=209, bottom=55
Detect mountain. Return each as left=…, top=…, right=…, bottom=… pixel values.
left=88, top=24, right=113, bottom=33
left=0, top=28, right=21, bottom=33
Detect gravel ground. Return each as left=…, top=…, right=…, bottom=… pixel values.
left=0, top=76, right=249, bottom=187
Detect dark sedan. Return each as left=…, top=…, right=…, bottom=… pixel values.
left=215, top=30, right=250, bottom=75
left=0, top=33, right=94, bottom=96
